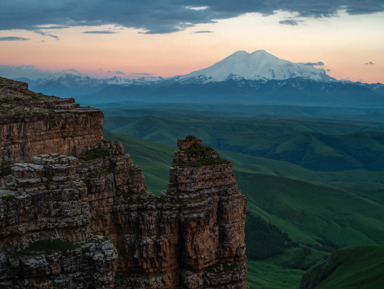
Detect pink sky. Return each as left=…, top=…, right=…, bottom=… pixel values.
left=1, top=11, right=383, bottom=83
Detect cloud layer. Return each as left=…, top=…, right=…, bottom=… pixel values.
left=83, top=30, right=116, bottom=34
left=0, top=36, right=29, bottom=41
left=1, top=0, right=383, bottom=34
left=279, top=19, right=301, bottom=26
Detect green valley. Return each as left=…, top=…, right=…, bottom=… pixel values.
left=102, top=106, right=384, bottom=289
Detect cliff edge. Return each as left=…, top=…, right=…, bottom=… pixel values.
left=0, top=78, right=247, bottom=288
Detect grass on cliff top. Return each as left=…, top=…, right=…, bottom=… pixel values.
left=0, top=77, right=46, bottom=101
left=174, top=138, right=230, bottom=167
left=178, top=142, right=230, bottom=167
left=0, top=77, right=59, bottom=117
left=301, top=245, right=384, bottom=289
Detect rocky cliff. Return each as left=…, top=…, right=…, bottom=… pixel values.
left=0, top=77, right=104, bottom=169
left=0, top=78, right=247, bottom=288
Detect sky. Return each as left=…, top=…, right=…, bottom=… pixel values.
left=0, top=0, right=383, bottom=83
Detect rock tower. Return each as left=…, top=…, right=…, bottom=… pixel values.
left=0, top=78, right=247, bottom=288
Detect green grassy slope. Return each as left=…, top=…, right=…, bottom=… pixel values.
left=257, top=131, right=384, bottom=171
left=301, top=245, right=384, bottom=289
left=245, top=212, right=296, bottom=260
left=98, top=104, right=384, bottom=122
left=105, top=129, right=384, bottom=249
left=247, top=260, right=304, bottom=289
left=104, top=129, right=384, bottom=289
left=104, top=113, right=384, bottom=145
left=236, top=170, right=384, bottom=247
left=104, top=113, right=384, bottom=172
left=103, top=130, right=175, bottom=194
left=221, top=150, right=384, bottom=184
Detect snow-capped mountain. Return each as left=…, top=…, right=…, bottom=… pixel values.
left=2, top=50, right=383, bottom=107
left=14, top=74, right=164, bottom=98
left=176, top=50, right=333, bottom=83
left=105, top=76, right=164, bottom=85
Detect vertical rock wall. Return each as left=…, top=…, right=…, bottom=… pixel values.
left=0, top=80, right=247, bottom=288
left=0, top=107, right=104, bottom=168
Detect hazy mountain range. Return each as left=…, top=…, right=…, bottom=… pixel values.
left=1, top=50, right=384, bottom=108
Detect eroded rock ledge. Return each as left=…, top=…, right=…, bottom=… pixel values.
left=0, top=78, right=247, bottom=288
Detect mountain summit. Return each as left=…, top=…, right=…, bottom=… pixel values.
left=178, top=50, right=333, bottom=82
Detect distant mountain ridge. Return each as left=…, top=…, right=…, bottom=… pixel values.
left=75, top=77, right=383, bottom=108
left=1, top=50, right=384, bottom=107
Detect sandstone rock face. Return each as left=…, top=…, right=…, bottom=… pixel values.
left=0, top=79, right=247, bottom=288
left=0, top=77, right=104, bottom=168
left=0, top=108, right=104, bottom=168
left=0, top=153, right=117, bottom=288
left=0, top=154, right=90, bottom=251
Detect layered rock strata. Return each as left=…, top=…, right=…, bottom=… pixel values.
left=0, top=77, right=104, bottom=168
left=0, top=78, right=247, bottom=288
left=0, top=107, right=104, bottom=168
left=0, top=153, right=117, bottom=288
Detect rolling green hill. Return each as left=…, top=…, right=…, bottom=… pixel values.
left=103, top=104, right=384, bottom=289
left=104, top=130, right=384, bottom=249
left=236, top=171, right=384, bottom=248
left=104, top=130, right=384, bottom=289
left=247, top=260, right=304, bottom=289
left=221, top=150, right=384, bottom=184
left=301, top=245, right=384, bottom=289
left=96, top=103, right=384, bottom=122
left=256, top=131, right=384, bottom=171
left=103, top=113, right=384, bottom=171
